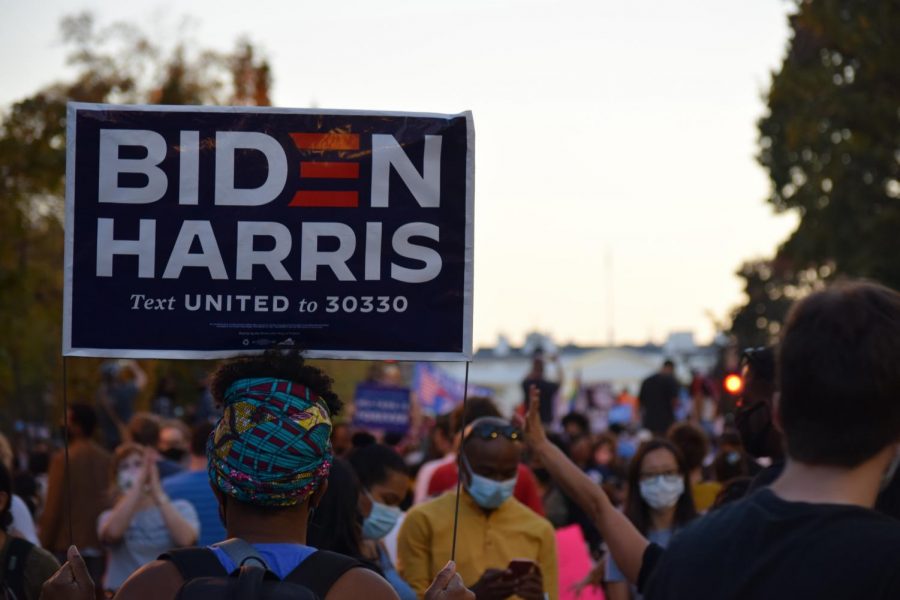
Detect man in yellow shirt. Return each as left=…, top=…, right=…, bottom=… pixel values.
left=398, top=417, right=558, bottom=600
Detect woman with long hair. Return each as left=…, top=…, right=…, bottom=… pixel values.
left=306, top=457, right=366, bottom=559
left=348, top=443, right=416, bottom=600
left=97, top=444, right=198, bottom=594
left=309, top=445, right=416, bottom=600
left=605, top=439, right=697, bottom=600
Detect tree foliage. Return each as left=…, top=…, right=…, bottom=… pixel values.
left=0, top=13, right=272, bottom=425
left=730, top=0, right=899, bottom=346
left=729, top=258, right=829, bottom=347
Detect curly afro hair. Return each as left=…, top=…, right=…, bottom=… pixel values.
left=208, top=350, right=342, bottom=417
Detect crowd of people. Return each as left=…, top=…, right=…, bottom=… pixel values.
left=2, top=279, right=900, bottom=599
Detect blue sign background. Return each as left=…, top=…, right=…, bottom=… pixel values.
left=352, top=384, right=411, bottom=434
left=63, top=104, right=473, bottom=360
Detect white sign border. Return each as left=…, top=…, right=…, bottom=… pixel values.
left=62, top=103, right=474, bottom=362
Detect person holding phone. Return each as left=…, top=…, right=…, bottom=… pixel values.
left=399, top=417, right=558, bottom=600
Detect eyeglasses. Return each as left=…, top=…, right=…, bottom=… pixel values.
left=466, top=422, right=522, bottom=442
left=640, top=470, right=679, bottom=482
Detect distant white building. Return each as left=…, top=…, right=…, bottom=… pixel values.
left=440, top=331, right=719, bottom=417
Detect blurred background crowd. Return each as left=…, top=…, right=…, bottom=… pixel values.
left=0, top=344, right=815, bottom=599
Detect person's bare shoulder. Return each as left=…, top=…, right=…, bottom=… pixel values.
left=326, top=567, right=400, bottom=600
left=114, top=560, right=184, bottom=600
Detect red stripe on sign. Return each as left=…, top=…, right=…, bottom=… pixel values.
left=290, top=191, right=359, bottom=208
left=291, top=133, right=359, bottom=150
left=300, top=162, right=359, bottom=179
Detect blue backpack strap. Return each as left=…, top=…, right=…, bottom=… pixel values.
left=160, top=548, right=228, bottom=581
left=212, top=538, right=270, bottom=570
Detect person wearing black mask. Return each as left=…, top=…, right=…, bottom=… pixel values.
left=157, top=421, right=190, bottom=467
left=734, top=348, right=782, bottom=459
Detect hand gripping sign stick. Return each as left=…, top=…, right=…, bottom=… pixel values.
left=449, top=361, right=470, bottom=562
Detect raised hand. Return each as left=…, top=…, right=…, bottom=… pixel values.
left=520, top=384, right=548, bottom=449
left=41, top=545, right=96, bottom=600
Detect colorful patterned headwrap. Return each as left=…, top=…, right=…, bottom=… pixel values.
left=208, top=377, right=333, bottom=507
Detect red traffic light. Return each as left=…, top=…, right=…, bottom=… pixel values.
left=724, top=373, right=744, bottom=395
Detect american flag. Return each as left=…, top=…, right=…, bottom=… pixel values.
left=413, top=363, right=493, bottom=416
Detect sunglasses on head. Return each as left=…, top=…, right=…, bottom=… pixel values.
left=740, top=346, right=776, bottom=380
left=466, top=422, right=522, bottom=442
left=741, top=346, right=768, bottom=364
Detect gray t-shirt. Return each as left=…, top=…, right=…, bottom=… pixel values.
left=98, top=500, right=199, bottom=590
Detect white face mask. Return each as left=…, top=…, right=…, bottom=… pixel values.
left=639, top=474, right=684, bottom=510
left=117, top=467, right=141, bottom=492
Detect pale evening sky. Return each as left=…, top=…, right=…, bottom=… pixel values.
left=0, top=0, right=799, bottom=350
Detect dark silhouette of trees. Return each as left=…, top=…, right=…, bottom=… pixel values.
left=0, top=13, right=271, bottom=423
left=731, top=0, right=899, bottom=346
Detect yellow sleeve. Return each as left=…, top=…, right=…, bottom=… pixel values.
left=397, top=507, right=435, bottom=599
left=537, top=523, right=559, bottom=600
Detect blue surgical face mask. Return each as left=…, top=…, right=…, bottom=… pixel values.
left=639, top=474, right=684, bottom=510
left=462, top=454, right=517, bottom=509
left=362, top=493, right=403, bottom=540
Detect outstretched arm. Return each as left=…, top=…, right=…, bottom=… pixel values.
left=123, top=359, right=148, bottom=390
left=522, top=385, right=649, bottom=584
left=146, top=455, right=198, bottom=547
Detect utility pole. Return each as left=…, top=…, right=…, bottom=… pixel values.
left=606, top=247, right=615, bottom=347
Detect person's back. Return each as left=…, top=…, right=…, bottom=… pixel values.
left=39, top=404, right=110, bottom=588
left=644, top=281, right=900, bottom=599
left=639, top=364, right=678, bottom=436
left=646, top=487, right=900, bottom=598
left=521, top=355, right=562, bottom=425
left=40, top=410, right=111, bottom=554
left=110, top=352, right=402, bottom=600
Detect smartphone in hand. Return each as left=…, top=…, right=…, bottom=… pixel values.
left=504, top=559, right=537, bottom=580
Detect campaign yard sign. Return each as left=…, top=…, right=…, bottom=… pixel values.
left=352, top=384, right=411, bottom=434
left=63, top=104, right=473, bottom=360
